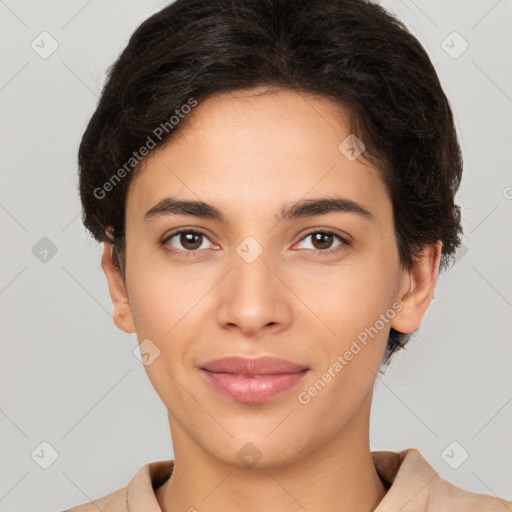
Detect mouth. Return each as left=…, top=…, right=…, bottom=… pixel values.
left=199, top=370, right=310, bottom=403
left=199, top=355, right=310, bottom=403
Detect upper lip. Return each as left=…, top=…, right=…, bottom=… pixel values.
left=201, top=356, right=309, bottom=375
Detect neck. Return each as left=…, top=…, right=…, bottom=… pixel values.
left=157, top=392, right=387, bottom=512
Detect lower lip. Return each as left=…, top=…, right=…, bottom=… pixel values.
left=200, top=369, right=309, bottom=403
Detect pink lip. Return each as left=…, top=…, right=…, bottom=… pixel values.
left=201, top=356, right=308, bottom=374
left=200, top=356, right=310, bottom=403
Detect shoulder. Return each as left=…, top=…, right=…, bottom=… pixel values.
left=62, top=486, right=128, bottom=512
left=428, top=470, right=512, bottom=511
left=59, top=458, right=173, bottom=512
left=373, top=448, right=512, bottom=511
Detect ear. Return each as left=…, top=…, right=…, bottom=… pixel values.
left=101, top=242, right=136, bottom=334
left=391, top=240, right=442, bottom=334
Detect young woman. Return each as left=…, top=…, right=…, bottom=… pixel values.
left=66, top=0, right=511, bottom=510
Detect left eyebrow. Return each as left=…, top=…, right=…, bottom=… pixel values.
left=278, top=197, right=373, bottom=222
left=143, top=195, right=373, bottom=224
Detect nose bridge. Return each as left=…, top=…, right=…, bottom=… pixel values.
left=232, top=234, right=276, bottom=302
left=217, top=234, right=291, bottom=332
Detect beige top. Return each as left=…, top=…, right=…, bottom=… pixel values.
left=64, top=448, right=511, bottom=511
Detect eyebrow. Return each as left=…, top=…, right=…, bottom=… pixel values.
left=143, top=196, right=373, bottom=224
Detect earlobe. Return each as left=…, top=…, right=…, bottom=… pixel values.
left=101, top=242, right=136, bottom=334
left=390, top=240, right=442, bottom=334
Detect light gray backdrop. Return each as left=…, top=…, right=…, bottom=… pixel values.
left=1, top=1, right=511, bottom=510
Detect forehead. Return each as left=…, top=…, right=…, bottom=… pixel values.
left=125, top=88, right=388, bottom=222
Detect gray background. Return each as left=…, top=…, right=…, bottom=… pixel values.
left=1, top=0, right=511, bottom=510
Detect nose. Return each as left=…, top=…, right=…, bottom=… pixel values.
left=216, top=243, right=293, bottom=337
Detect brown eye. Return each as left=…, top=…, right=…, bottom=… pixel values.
left=295, top=230, right=350, bottom=254
left=311, top=232, right=334, bottom=250
left=178, top=232, right=203, bottom=250
left=163, top=229, right=212, bottom=254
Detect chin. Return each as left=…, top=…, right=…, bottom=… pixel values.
left=204, top=434, right=312, bottom=470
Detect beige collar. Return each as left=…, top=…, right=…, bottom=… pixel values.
left=125, top=448, right=507, bottom=512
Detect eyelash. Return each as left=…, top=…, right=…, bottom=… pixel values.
left=160, top=228, right=351, bottom=258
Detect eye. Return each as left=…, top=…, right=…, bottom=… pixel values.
left=294, top=230, right=350, bottom=255
left=161, top=229, right=215, bottom=256
left=161, top=228, right=351, bottom=257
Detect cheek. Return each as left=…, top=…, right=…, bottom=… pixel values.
left=125, top=262, right=195, bottom=404
left=291, top=252, right=399, bottom=340
left=295, top=273, right=397, bottom=422
left=126, top=246, right=189, bottom=330
left=125, top=253, right=207, bottom=368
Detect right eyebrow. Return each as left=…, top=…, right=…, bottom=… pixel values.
left=144, top=197, right=228, bottom=223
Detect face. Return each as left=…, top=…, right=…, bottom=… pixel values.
left=103, top=87, right=438, bottom=468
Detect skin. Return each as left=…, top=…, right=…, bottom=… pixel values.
left=101, top=87, right=442, bottom=512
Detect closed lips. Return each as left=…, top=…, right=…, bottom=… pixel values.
left=199, top=357, right=310, bottom=403
left=201, top=356, right=309, bottom=375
